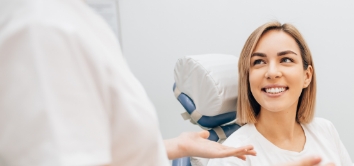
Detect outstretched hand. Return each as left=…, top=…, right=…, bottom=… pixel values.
left=164, top=130, right=256, bottom=160
left=277, top=156, right=335, bottom=166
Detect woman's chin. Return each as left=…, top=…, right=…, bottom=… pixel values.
left=261, top=105, right=289, bottom=113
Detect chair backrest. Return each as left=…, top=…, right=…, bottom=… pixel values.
left=172, top=54, right=241, bottom=166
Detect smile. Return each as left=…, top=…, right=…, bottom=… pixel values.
left=261, top=86, right=289, bottom=94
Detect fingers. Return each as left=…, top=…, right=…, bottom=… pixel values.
left=192, top=132, right=257, bottom=159
left=198, top=130, right=210, bottom=139
left=238, top=149, right=257, bottom=157
left=219, top=145, right=256, bottom=159
left=235, top=145, right=256, bottom=156
left=238, top=145, right=254, bottom=151
left=236, top=155, right=246, bottom=161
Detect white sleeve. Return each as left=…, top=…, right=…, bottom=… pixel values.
left=0, top=24, right=111, bottom=165
left=327, top=121, right=353, bottom=165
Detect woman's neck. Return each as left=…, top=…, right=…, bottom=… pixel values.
left=255, top=103, right=306, bottom=152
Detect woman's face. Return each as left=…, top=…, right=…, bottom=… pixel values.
left=249, top=30, right=312, bottom=113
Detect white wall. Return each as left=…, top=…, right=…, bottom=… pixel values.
left=118, top=0, right=354, bottom=159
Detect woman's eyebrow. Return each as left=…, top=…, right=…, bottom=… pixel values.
left=277, top=50, right=297, bottom=56
left=251, top=50, right=297, bottom=57
left=251, top=52, right=266, bottom=57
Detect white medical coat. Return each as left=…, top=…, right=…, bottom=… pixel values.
left=0, top=0, right=169, bottom=165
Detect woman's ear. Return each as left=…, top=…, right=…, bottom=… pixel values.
left=303, top=65, right=313, bottom=88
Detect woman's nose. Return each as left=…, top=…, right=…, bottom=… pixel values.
left=265, top=62, right=282, bottom=79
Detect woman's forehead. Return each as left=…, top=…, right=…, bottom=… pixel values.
left=253, top=30, right=300, bottom=55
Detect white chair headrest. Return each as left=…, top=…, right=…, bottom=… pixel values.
left=174, top=54, right=239, bottom=117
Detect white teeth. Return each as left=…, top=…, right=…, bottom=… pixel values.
left=265, top=87, right=286, bottom=94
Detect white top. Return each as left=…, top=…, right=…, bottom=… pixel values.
left=207, top=118, right=352, bottom=166
left=0, top=0, right=169, bottom=165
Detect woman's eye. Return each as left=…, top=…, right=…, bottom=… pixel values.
left=253, top=59, right=265, bottom=65
left=281, top=58, right=293, bottom=63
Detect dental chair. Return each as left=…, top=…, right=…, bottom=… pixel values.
left=172, top=54, right=241, bottom=166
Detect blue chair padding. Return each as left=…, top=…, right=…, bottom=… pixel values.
left=173, top=83, right=236, bottom=128
left=172, top=157, right=191, bottom=166
left=207, top=124, right=241, bottom=142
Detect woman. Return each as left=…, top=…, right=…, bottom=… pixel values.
left=207, top=22, right=352, bottom=166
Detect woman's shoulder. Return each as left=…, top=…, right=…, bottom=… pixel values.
left=303, top=117, right=337, bottom=137
left=305, top=117, right=335, bottom=129
left=311, top=117, right=332, bottom=124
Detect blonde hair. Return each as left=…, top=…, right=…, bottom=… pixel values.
left=236, top=21, right=316, bottom=125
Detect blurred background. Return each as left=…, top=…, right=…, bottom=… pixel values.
left=87, top=0, right=354, bottom=159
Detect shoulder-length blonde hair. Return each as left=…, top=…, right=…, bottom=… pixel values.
left=236, top=21, right=316, bottom=125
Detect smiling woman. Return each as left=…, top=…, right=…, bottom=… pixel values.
left=237, top=22, right=316, bottom=125
left=249, top=30, right=313, bottom=122
left=207, top=22, right=353, bottom=166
